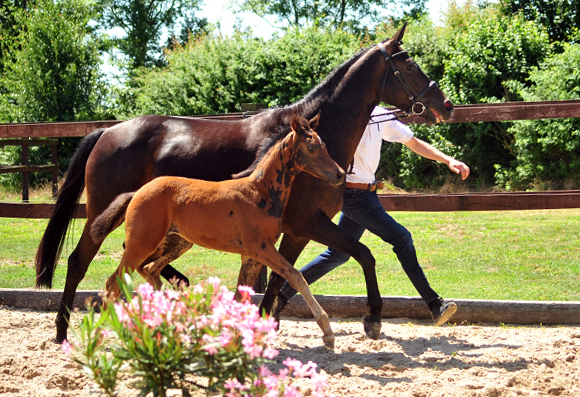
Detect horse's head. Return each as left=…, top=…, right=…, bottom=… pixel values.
left=290, top=112, right=345, bottom=187
left=377, top=23, right=454, bottom=125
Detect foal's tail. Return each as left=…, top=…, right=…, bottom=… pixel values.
left=35, top=129, right=106, bottom=289
left=90, top=192, right=135, bottom=242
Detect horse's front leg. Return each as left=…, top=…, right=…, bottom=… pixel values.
left=277, top=211, right=383, bottom=340
left=260, top=233, right=310, bottom=314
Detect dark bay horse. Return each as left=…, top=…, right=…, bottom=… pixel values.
left=91, top=113, right=343, bottom=347
left=36, top=24, right=454, bottom=343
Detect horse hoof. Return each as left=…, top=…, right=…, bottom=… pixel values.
left=322, top=334, right=335, bottom=350
left=55, top=332, right=67, bottom=344
left=363, top=317, right=381, bottom=340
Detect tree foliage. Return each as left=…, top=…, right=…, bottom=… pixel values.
left=498, top=0, right=580, bottom=43
left=233, top=0, right=426, bottom=33
left=0, top=0, right=34, bottom=72
left=0, top=0, right=110, bottom=188
left=497, top=36, right=580, bottom=190
left=99, top=0, right=203, bottom=69
left=431, top=3, right=551, bottom=188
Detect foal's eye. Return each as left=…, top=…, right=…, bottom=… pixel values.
left=307, top=144, right=315, bottom=152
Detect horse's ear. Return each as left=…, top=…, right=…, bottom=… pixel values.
left=291, top=113, right=303, bottom=135
left=391, top=22, right=407, bottom=44
left=309, top=110, right=321, bottom=131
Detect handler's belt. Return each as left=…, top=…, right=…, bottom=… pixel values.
left=345, top=181, right=385, bottom=191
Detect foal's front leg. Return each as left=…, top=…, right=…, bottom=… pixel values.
left=256, top=246, right=334, bottom=349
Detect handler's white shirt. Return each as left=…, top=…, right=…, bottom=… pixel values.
left=347, top=106, right=414, bottom=184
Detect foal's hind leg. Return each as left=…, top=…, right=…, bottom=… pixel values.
left=139, top=232, right=193, bottom=288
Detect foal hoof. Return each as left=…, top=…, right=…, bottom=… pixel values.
left=363, top=316, right=381, bottom=340
left=322, top=334, right=335, bottom=350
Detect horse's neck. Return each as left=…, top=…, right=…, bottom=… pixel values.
left=250, top=135, right=298, bottom=207
left=289, top=49, right=383, bottom=169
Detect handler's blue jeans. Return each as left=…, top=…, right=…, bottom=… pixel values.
left=279, top=188, right=440, bottom=305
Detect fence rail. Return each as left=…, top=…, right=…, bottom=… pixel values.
left=1, top=100, right=580, bottom=218
left=1, top=99, right=579, bottom=138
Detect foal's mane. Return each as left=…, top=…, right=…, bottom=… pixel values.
left=232, top=126, right=292, bottom=179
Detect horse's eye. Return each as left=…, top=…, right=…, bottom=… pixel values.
left=406, top=61, right=415, bottom=71
left=307, top=144, right=314, bottom=152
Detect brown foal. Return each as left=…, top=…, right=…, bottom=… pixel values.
left=91, top=113, right=345, bottom=348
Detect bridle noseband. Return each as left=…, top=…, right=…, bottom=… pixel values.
left=377, top=42, right=438, bottom=118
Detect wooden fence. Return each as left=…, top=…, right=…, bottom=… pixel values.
left=1, top=100, right=580, bottom=323
left=1, top=99, right=580, bottom=218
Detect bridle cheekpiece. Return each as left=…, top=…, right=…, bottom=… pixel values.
left=377, top=41, right=438, bottom=118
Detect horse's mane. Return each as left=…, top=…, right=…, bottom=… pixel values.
left=233, top=45, right=373, bottom=179
left=292, top=46, right=372, bottom=111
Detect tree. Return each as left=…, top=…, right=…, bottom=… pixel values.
left=0, top=0, right=108, bottom=122
left=233, top=0, right=426, bottom=33
left=99, top=0, right=203, bottom=69
left=498, top=0, right=580, bottom=43
left=0, top=0, right=110, bottom=188
left=0, top=0, right=34, bottom=71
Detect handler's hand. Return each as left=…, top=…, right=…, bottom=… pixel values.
left=448, top=159, right=470, bottom=180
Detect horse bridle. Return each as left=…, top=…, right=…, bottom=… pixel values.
left=377, top=42, right=438, bottom=118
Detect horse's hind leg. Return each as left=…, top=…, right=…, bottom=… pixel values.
left=236, top=256, right=268, bottom=300
left=56, top=225, right=105, bottom=342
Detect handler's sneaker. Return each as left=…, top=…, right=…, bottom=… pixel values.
left=429, top=298, right=457, bottom=326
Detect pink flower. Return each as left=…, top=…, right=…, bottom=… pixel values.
left=136, top=282, right=154, bottom=297
left=100, top=329, right=114, bottom=339
left=244, top=344, right=263, bottom=360
left=237, top=285, right=255, bottom=302
left=61, top=340, right=73, bottom=357
left=263, top=347, right=279, bottom=359
left=310, top=372, right=328, bottom=391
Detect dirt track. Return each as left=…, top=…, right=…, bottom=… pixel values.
left=1, top=306, right=579, bottom=396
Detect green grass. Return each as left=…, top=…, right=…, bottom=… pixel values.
left=0, top=209, right=579, bottom=301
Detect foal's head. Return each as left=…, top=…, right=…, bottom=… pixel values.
left=290, top=112, right=345, bottom=187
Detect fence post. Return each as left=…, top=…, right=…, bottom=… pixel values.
left=51, top=143, right=58, bottom=197
left=21, top=143, right=29, bottom=202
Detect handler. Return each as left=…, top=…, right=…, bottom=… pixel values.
left=274, top=106, right=470, bottom=326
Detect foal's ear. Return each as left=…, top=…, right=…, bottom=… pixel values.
left=309, top=110, right=321, bottom=131
left=390, top=22, right=407, bottom=44
left=291, top=113, right=303, bottom=134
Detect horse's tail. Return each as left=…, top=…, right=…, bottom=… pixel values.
left=35, top=128, right=106, bottom=289
left=90, top=192, right=135, bottom=242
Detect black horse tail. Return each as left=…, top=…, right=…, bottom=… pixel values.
left=90, top=192, right=134, bottom=242
left=35, top=128, right=106, bottom=289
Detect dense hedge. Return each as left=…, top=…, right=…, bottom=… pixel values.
left=119, top=28, right=362, bottom=118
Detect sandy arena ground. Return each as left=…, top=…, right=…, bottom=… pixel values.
left=1, top=306, right=579, bottom=396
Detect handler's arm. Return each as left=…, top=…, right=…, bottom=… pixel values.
left=403, top=136, right=470, bottom=180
